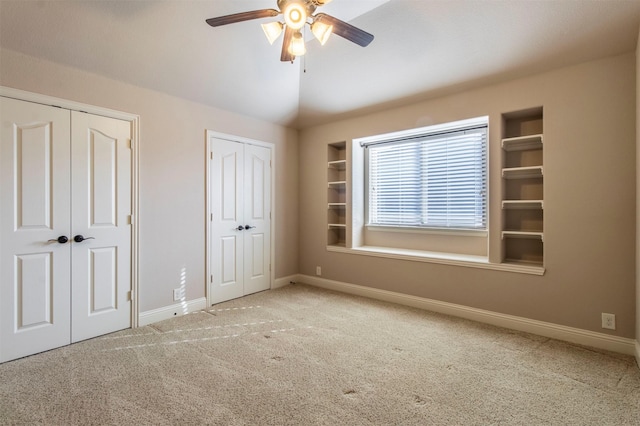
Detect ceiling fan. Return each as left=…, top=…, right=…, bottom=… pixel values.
left=206, top=0, right=374, bottom=62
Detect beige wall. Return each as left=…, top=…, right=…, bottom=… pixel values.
left=1, top=46, right=636, bottom=340
left=299, top=53, right=636, bottom=338
left=0, top=48, right=299, bottom=312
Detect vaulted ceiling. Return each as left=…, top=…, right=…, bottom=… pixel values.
left=1, top=0, right=639, bottom=129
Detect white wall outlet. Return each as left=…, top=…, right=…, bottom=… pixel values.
left=173, top=288, right=185, bottom=301
left=316, top=266, right=322, bottom=276
left=601, top=313, right=616, bottom=330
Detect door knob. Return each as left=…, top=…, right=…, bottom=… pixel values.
left=235, top=226, right=245, bottom=231
left=73, top=235, right=95, bottom=243
left=244, top=225, right=255, bottom=230
left=48, top=236, right=69, bottom=244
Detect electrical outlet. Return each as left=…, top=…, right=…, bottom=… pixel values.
left=601, top=313, right=616, bottom=330
left=173, top=288, right=184, bottom=301
left=316, top=266, right=322, bottom=276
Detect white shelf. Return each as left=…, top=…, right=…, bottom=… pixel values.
left=328, top=203, right=346, bottom=208
left=328, top=180, right=347, bottom=187
left=327, top=242, right=346, bottom=248
left=502, top=166, right=543, bottom=179
left=501, top=231, right=543, bottom=241
left=502, top=258, right=544, bottom=268
left=501, top=134, right=543, bottom=151
left=328, top=160, right=346, bottom=170
left=502, top=200, right=543, bottom=209
left=328, top=223, right=347, bottom=229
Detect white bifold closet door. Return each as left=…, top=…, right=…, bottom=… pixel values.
left=209, top=137, right=271, bottom=305
left=0, top=97, right=132, bottom=363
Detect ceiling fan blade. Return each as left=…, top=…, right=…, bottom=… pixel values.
left=281, top=26, right=295, bottom=62
left=206, top=9, right=279, bottom=27
left=315, top=13, right=374, bottom=47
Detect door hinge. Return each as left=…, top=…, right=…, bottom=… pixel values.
left=211, top=213, right=213, bottom=221
left=210, top=152, right=213, bottom=160
left=269, top=264, right=272, bottom=272
left=127, top=214, right=132, bottom=225
left=127, top=290, right=132, bottom=301
left=210, top=275, right=213, bottom=283
left=127, top=139, right=132, bottom=150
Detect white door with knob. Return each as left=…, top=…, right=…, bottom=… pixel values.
left=0, top=97, right=132, bottom=362
left=208, top=135, right=272, bottom=305
left=70, top=111, right=132, bottom=342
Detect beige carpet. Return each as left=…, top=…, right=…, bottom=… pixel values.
left=1, top=283, right=639, bottom=425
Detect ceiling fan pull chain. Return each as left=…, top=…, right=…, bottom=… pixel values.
left=303, top=26, right=307, bottom=73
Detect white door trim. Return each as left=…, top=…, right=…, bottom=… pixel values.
left=1, top=86, right=141, bottom=328
left=205, top=130, right=275, bottom=307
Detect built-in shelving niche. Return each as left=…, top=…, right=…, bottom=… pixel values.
left=327, top=142, right=347, bottom=247
left=501, top=107, right=544, bottom=266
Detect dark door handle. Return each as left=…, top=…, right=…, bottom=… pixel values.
left=74, top=235, right=95, bottom=243
left=235, top=226, right=245, bottom=231
left=244, top=225, right=255, bottom=230
left=48, top=236, right=69, bottom=244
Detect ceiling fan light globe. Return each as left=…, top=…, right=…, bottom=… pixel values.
left=261, top=21, right=284, bottom=44
left=311, top=21, right=333, bottom=45
left=283, top=2, right=307, bottom=30
left=288, top=31, right=306, bottom=56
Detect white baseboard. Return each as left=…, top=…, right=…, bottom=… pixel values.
left=298, top=274, right=637, bottom=356
left=139, top=297, right=207, bottom=327
left=635, top=340, right=640, bottom=368
left=138, top=276, right=296, bottom=327
left=273, top=275, right=296, bottom=289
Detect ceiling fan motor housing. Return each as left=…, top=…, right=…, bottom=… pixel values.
left=277, top=0, right=318, bottom=18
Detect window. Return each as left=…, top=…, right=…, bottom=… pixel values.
left=364, top=117, right=488, bottom=231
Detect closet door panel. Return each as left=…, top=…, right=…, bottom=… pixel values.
left=16, top=122, right=53, bottom=228
left=243, top=144, right=271, bottom=295
left=15, top=253, right=53, bottom=328
left=71, top=112, right=131, bottom=343
left=210, top=138, right=244, bottom=304
left=88, top=128, right=118, bottom=227
left=0, top=97, right=72, bottom=363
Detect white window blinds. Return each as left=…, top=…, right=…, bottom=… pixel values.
left=366, top=123, right=487, bottom=230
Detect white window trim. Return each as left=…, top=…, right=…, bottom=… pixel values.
left=357, top=116, right=489, bottom=146
left=362, top=116, right=488, bottom=232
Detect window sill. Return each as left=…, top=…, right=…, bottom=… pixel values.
left=326, top=245, right=545, bottom=276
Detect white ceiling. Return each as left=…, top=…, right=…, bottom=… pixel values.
left=1, top=0, right=639, bottom=129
